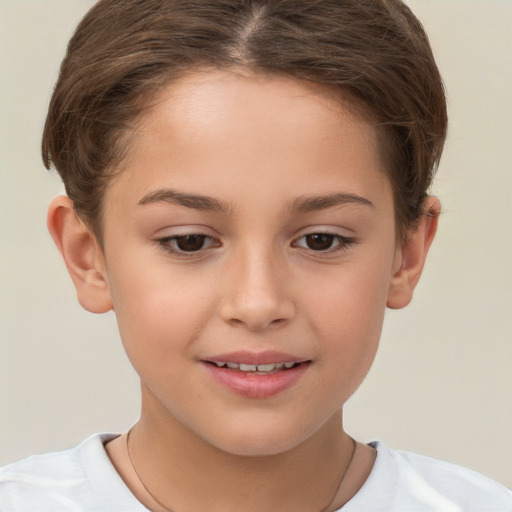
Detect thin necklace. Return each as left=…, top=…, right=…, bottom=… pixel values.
left=126, top=428, right=357, bottom=512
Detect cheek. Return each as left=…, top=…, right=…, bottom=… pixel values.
left=303, top=257, right=393, bottom=387
left=316, top=286, right=385, bottom=366
left=107, top=262, right=213, bottom=364
left=306, top=256, right=392, bottom=336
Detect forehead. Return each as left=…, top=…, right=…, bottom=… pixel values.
left=150, top=70, right=371, bottom=133
left=108, top=70, right=390, bottom=215
left=144, top=70, right=360, bottom=126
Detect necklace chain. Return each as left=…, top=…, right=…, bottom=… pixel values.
left=127, top=428, right=175, bottom=512
left=126, top=428, right=356, bottom=512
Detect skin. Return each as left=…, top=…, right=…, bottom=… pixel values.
left=48, top=70, right=439, bottom=512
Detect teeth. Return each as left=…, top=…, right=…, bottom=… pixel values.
left=239, top=363, right=257, bottom=371
left=256, top=363, right=276, bottom=372
left=213, top=361, right=298, bottom=372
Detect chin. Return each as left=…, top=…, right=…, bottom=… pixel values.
left=214, top=436, right=300, bottom=458
left=199, top=416, right=321, bottom=458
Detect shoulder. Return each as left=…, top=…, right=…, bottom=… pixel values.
left=0, top=433, right=143, bottom=511
left=343, top=441, right=512, bottom=512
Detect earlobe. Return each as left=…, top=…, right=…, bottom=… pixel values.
left=47, top=196, right=113, bottom=314
left=386, top=196, right=440, bottom=309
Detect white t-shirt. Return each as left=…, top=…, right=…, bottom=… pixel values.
left=0, top=433, right=510, bottom=511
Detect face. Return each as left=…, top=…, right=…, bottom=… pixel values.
left=98, top=71, right=400, bottom=456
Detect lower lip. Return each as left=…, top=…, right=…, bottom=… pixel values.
left=203, top=362, right=309, bottom=399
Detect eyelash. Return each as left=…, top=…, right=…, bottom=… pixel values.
left=156, top=234, right=219, bottom=256
left=292, top=232, right=354, bottom=253
left=155, top=232, right=354, bottom=257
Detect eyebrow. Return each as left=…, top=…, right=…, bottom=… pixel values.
left=138, top=188, right=373, bottom=214
left=138, top=189, right=233, bottom=214
left=290, top=192, right=374, bottom=213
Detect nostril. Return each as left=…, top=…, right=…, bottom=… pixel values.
left=228, top=315, right=290, bottom=331
left=218, top=283, right=296, bottom=331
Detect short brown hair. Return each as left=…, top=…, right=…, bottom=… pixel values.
left=42, top=0, right=447, bottom=241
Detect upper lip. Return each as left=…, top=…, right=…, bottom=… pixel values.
left=202, top=350, right=309, bottom=365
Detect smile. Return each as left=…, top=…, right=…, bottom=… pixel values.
left=203, top=354, right=310, bottom=398
left=213, top=361, right=298, bottom=373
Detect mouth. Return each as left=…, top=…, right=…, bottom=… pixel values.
left=207, top=360, right=303, bottom=375
left=202, top=353, right=310, bottom=398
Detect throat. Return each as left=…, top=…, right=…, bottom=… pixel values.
left=110, top=413, right=359, bottom=512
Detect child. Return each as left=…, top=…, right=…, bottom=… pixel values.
left=0, top=0, right=510, bottom=510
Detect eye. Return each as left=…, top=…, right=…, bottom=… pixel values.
left=157, top=234, right=219, bottom=254
left=293, top=232, right=352, bottom=252
left=174, top=234, right=208, bottom=252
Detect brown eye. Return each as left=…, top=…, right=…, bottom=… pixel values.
left=157, top=233, right=220, bottom=256
left=304, top=233, right=336, bottom=251
left=175, top=235, right=207, bottom=252
left=293, top=232, right=353, bottom=253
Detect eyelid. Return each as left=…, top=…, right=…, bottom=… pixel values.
left=152, top=225, right=355, bottom=257
left=153, top=224, right=217, bottom=237
left=154, top=231, right=221, bottom=257
left=291, top=227, right=356, bottom=253
left=293, top=225, right=353, bottom=240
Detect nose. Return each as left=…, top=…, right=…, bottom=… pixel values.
left=219, top=245, right=295, bottom=331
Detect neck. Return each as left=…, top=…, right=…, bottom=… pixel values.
left=125, top=390, right=355, bottom=512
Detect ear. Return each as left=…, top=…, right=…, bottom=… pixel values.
left=386, top=196, right=440, bottom=309
left=47, top=196, right=113, bottom=314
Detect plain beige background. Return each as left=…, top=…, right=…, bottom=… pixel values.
left=1, top=0, right=511, bottom=488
